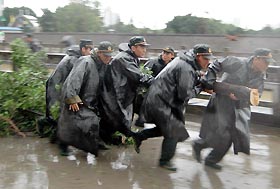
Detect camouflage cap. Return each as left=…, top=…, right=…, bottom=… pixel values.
left=129, top=36, right=150, bottom=46
left=163, top=46, right=175, bottom=54
left=193, top=44, right=213, bottom=60
left=254, top=48, right=275, bottom=64
left=97, top=41, right=114, bottom=56
left=79, top=39, right=93, bottom=49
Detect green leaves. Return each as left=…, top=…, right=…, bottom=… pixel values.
left=50, top=102, right=60, bottom=121
left=0, top=39, right=48, bottom=136
left=112, top=131, right=134, bottom=145
left=165, top=15, right=245, bottom=35
left=55, top=3, right=103, bottom=32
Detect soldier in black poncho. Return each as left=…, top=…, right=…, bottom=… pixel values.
left=144, top=46, right=175, bottom=77
left=192, top=48, right=275, bottom=170
left=43, top=40, right=93, bottom=142
left=24, top=33, right=42, bottom=53
left=57, top=41, right=114, bottom=156
left=134, top=46, right=176, bottom=127
left=133, top=44, right=213, bottom=171
left=46, top=39, right=93, bottom=120
left=99, top=36, right=154, bottom=145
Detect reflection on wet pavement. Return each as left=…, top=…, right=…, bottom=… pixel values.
left=0, top=114, right=279, bottom=189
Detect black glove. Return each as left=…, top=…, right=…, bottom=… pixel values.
left=140, top=74, right=154, bottom=88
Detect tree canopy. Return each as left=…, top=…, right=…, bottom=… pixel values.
left=2, top=2, right=280, bottom=35
left=164, top=15, right=245, bottom=35
left=54, top=3, right=103, bottom=32
left=38, top=9, right=56, bottom=32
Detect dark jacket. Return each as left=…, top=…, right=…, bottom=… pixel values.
left=57, top=55, right=101, bottom=156
left=28, top=39, right=42, bottom=52
left=45, top=45, right=81, bottom=118
left=144, top=55, right=167, bottom=77
left=142, top=50, right=202, bottom=142
left=200, top=56, right=265, bottom=155
left=100, top=48, right=153, bottom=133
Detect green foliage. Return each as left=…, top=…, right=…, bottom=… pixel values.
left=38, top=9, right=57, bottom=32
left=112, top=131, right=134, bottom=145
left=0, top=39, right=48, bottom=136
left=55, top=3, right=103, bottom=32
left=140, top=64, right=153, bottom=76
left=0, top=121, right=10, bottom=137
left=5, top=3, right=280, bottom=35
left=50, top=101, right=60, bottom=120
left=165, top=15, right=241, bottom=35
left=104, top=21, right=158, bottom=34
left=137, top=64, right=153, bottom=95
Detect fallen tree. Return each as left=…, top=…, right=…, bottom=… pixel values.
left=0, top=39, right=48, bottom=136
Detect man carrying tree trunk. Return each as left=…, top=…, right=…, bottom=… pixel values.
left=192, top=48, right=275, bottom=170
left=132, top=44, right=213, bottom=171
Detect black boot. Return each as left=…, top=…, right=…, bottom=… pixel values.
left=134, top=118, right=145, bottom=127
left=132, top=127, right=162, bottom=154
left=132, top=133, right=142, bottom=153
left=98, top=140, right=110, bottom=150
left=159, top=161, right=177, bottom=171
left=192, top=139, right=208, bottom=163
left=59, top=143, right=70, bottom=156
left=159, top=138, right=178, bottom=171
left=205, top=161, right=222, bottom=170
left=192, top=142, right=203, bottom=163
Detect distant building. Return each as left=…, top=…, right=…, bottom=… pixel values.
left=0, top=0, right=4, bottom=25
left=0, top=0, right=3, bottom=16
left=103, top=7, right=120, bottom=27
left=69, top=0, right=84, bottom=3
left=10, top=14, right=40, bottom=32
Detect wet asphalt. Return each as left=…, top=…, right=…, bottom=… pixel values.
left=0, top=114, right=279, bottom=189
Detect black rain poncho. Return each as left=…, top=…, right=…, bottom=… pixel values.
left=200, top=56, right=265, bottom=155
left=99, top=48, right=153, bottom=138
left=142, top=50, right=202, bottom=142
left=144, top=55, right=167, bottom=77
left=46, top=45, right=81, bottom=119
left=57, top=55, right=101, bottom=156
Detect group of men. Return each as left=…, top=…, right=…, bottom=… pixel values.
left=46, top=35, right=275, bottom=171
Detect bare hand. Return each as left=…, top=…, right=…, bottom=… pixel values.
left=204, top=89, right=214, bottom=94
left=229, top=93, right=238, bottom=100
left=250, top=89, right=259, bottom=106
left=69, top=103, right=83, bottom=112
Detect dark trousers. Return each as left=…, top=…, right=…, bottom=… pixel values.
left=194, top=138, right=232, bottom=164
left=137, top=126, right=162, bottom=140
left=137, top=127, right=178, bottom=164
left=159, top=138, right=178, bottom=165
left=99, top=118, right=135, bottom=145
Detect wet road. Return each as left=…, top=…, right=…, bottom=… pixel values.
left=0, top=114, right=280, bottom=189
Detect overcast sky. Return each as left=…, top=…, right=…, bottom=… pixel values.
left=4, top=0, right=280, bottom=30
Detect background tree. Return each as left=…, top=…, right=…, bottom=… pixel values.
left=104, top=21, right=156, bottom=34
left=54, top=3, right=103, bottom=32
left=257, top=26, right=274, bottom=35
left=165, top=14, right=245, bottom=35
left=38, top=9, right=57, bottom=32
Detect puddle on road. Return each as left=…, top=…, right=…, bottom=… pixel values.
left=0, top=119, right=280, bottom=189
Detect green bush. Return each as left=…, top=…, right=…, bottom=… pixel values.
left=0, top=39, right=48, bottom=136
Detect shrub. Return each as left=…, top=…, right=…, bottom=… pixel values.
left=0, top=39, right=48, bottom=136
